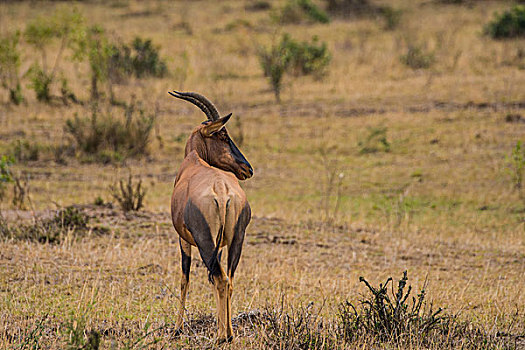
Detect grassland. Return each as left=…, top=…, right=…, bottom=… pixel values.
left=0, top=0, right=524, bottom=348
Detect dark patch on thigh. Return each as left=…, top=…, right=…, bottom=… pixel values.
left=228, top=202, right=251, bottom=278
left=180, top=239, right=191, bottom=281
left=184, top=199, right=221, bottom=283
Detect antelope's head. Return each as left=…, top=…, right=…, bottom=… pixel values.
left=169, top=91, right=253, bottom=180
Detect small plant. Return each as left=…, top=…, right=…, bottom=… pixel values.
left=277, top=0, right=330, bottom=24
left=286, top=35, right=331, bottom=77
left=71, top=25, right=118, bottom=101
left=73, top=32, right=168, bottom=102
left=64, top=101, right=155, bottom=162
left=0, top=156, right=14, bottom=203
left=246, top=1, right=271, bottom=12
left=507, top=140, right=525, bottom=190
left=0, top=31, right=24, bottom=105
left=94, top=196, right=105, bottom=206
left=27, top=64, right=53, bottom=102
left=51, top=144, right=73, bottom=165
left=325, top=0, right=375, bottom=17
left=258, top=41, right=289, bottom=102
left=485, top=5, right=525, bottom=39
left=130, top=37, right=168, bottom=78
left=62, top=293, right=100, bottom=350
left=12, top=173, right=30, bottom=210
left=358, top=126, right=391, bottom=154
left=59, top=76, right=78, bottom=105
left=1, top=206, right=91, bottom=243
left=338, top=271, right=445, bottom=344
left=400, top=44, right=435, bottom=69
left=317, top=145, right=344, bottom=223
left=11, top=140, right=40, bottom=162
left=379, top=6, right=402, bottom=30
left=258, top=34, right=331, bottom=102
left=258, top=301, right=334, bottom=349
left=110, top=174, right=146, bottom=212
left=25, top=7, right=85, bottom=103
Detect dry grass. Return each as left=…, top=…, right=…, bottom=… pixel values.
left=0, top=0, right=524, bottom=348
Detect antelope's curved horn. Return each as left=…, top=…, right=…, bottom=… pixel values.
left=169, top=91, right=220, bottom=121
left=168, top=91, right=212, bottom=119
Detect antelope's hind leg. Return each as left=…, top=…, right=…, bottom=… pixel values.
left=184, top=200, right=230, bottom=342
left=226, top=203, right=251, bottom=341
left=175, top=238, right=191, bottom=334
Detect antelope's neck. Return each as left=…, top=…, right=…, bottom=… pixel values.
left=184, top=135, right=209, bottom=164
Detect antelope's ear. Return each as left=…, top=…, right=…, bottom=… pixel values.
left=201, top=113, right=232, bottom=137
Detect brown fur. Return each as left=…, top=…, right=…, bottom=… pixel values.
left=170, top=92, right=252, bottom=343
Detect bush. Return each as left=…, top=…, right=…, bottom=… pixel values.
left=73, top=31, right=167, bottom=102
left=28, top=64, right=53, bottom=102
left=25, top=7, right=85, bottom=103
left=0, top=206, right=92, bottom=244
left=0, top=156, right=14, bottom=202
left=130, top=37, right=168, bottom=78
left=278, top=0, right=330, bottom=24
left=485, top=5, right=525, bottom=39
left=258, top=43, right=288, bottom=102
left=64, top=102, right=155, bottom=162
left=325, top=0, right=375, bottom=17
left=108, top=36, right=168, bottom=79
left=400, top=44, right=435, bottom=69
left=11, top=140, right=40, bottom=162
left=259, top=34, right=331, bottom=101
left=0, top=156, right=30, bottom=209
left=84, top=26, right=116, bottom=101
left=0, top=31, right=24, bottom=105
left=110, top=174, right=146, bottom=212
left=246, top=1, right=271, bottom=12
left=258, top=302, right=335, bottom=349
left=358, top=126, right=391, bottom=154
left=338, top=272, right=447, bottom=345
left=380, top=6, right=402, bottom=30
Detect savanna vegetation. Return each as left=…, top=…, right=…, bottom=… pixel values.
left=0, top=0, right=524, bottom=348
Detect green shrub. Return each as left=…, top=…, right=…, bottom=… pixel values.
left=286, top=35, right=331, bottom=77
left=259, top=33, right=331, bottom=101
left=485, top=5, right=525, bottom=39
left=85, top=26, right=115, bottom=100
left=278, top=0, right=330, bottom=24
left=59, top=77, right=78, bottom=105
left=0, top=31, right=24, bottom=105
left=0, top=156, right=14, bottom=202
left=25, top=7, right=85, bottom=103
left=380, top=6, right=402, bottom=30
left=73, top=31, right=167, bottom=101
left=0, top=206, right=92, bottom=244
left=325, top=0, right=375, bottom=17
left=94, top=196, right=105, bottom=206
left=358, top=126, right=391, bottom=154
left=27, top=65, right=52, bottom=102
left=65, top=102, right=155, bottom=162
left=10, top=140, right=40, bottom=162
left=131, top=37, right=168, bottom=78
left=400, top=44, right=435, bottom=69
left=258, top=44, right=288, bottom=102
left=338, top=271, right=446, bottom=344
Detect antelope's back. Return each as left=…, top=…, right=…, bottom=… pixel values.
left=171, top=157, right=249, bottom=247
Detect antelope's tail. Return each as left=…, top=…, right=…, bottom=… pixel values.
left=207, top=198, right=229, bottom=283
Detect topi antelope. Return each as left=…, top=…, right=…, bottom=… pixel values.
left=169, top=91, right=253, bottom=343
